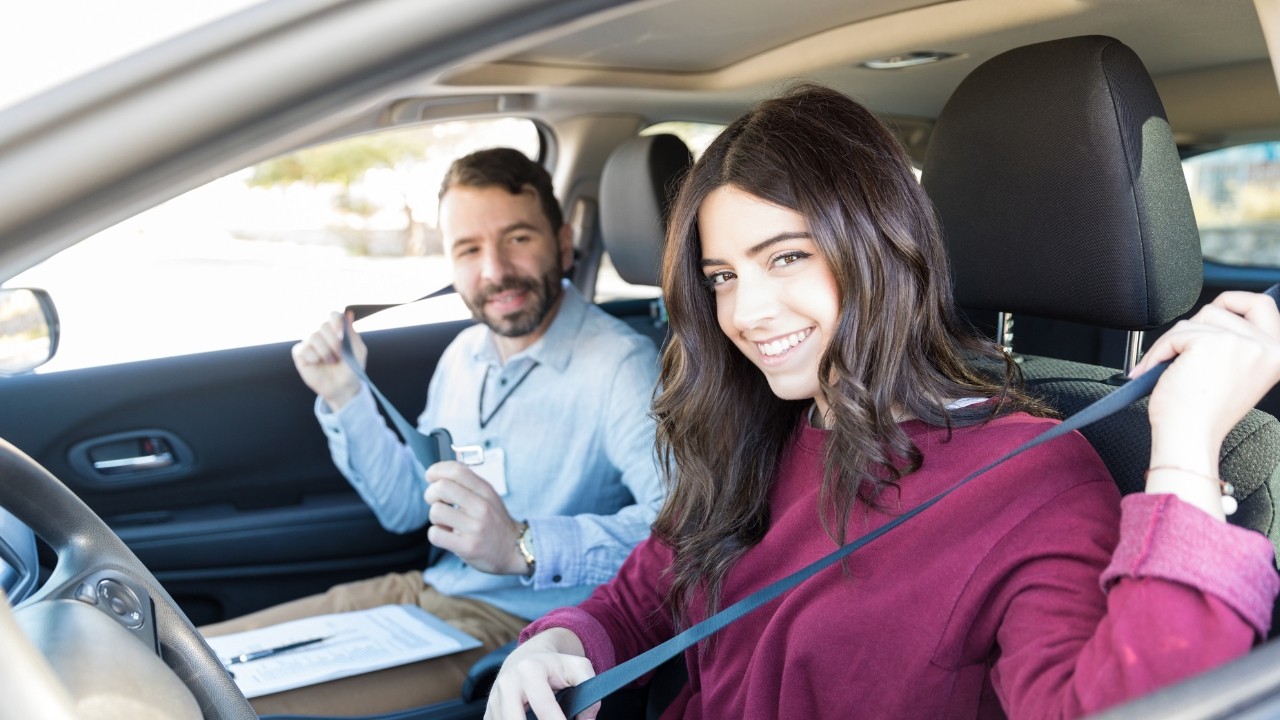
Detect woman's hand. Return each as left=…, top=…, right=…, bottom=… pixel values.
left=1130, top=291, right=1280, bottom=517
left=485, top=628, right=600, bottom=720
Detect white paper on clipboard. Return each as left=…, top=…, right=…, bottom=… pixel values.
left=204, top=604, right=481, bottom=698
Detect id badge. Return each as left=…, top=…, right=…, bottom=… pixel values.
left=455, top=445, right=508, bottom=496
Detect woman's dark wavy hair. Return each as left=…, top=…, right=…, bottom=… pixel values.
left=652, top=83, right=1051, bottom=622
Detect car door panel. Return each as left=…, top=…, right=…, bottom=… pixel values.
left=0, top=318, right=473, bottom=624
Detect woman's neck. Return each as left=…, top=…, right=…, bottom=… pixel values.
left=807, top=400, right=915, bottom=429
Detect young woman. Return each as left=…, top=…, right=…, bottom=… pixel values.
left=485, top=84, right=1280, bottom=719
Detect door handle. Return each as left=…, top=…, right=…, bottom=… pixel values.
left=69, top=430, right=193, bottom=486
left=92, top=451, right=175, bottom=473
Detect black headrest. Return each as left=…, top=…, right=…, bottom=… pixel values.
left=922, top=35, right=1203, bottom=330
left=599, top=133, right=692, bottom=287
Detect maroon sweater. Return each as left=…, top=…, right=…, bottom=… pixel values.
left=524, top=414, right=1279, bottom=718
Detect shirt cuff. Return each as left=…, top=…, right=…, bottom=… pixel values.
left=520, top=607, right=617, bottom=673
left=315, top=384, right=376, bottom=427
left=1101, top=493, right=1280, bottom=637
left=527, top=515, right=582, bottom=590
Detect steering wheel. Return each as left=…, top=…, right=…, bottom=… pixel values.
left=0, top=437, right=257, bottom=719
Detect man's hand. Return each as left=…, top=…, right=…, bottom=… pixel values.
left=425, top=461, right=528, bottom=575
left=291, top=311, right=367, bottom=411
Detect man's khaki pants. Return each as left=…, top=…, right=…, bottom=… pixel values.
left=201, top=571, right=528, bottom=717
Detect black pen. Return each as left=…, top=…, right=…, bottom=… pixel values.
left=225, top=636, right=330, bottom=665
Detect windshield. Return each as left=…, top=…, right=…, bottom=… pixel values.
left=2, top=0, right=266, bottom=113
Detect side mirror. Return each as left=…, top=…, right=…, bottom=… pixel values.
left=0, top=288, right=59, bottom=376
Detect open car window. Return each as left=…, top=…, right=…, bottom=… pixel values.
left=2, top=118, right=540, bottom=372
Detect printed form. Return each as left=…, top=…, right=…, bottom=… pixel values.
left=205, top=604, right=482, bottom=698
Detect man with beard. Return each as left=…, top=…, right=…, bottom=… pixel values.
left=201, top=148, right=663, bottom=716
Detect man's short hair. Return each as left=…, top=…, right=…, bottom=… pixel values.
left=439, top=147, right=563, bottom=231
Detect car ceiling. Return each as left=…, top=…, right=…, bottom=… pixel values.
left=421, top=0, right=1279, bottom=144
left=2, top=0, right=1279, bottom=282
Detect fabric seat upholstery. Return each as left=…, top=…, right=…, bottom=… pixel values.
left=597, top=133, right=693, bottom=349
left=921, top=35, right=1280, bottom=593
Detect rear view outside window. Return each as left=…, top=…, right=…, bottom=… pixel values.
left=5, top=119, right=540, bottom=372
left=642, top=121, right=724, bottom=159
left=1186, top=142, right=1280, bottom=267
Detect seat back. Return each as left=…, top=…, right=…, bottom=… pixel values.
left=597, top=133, right=693, bottom=349
left=922, top=35, right=1280, bottom=572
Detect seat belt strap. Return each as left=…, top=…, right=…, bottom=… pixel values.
left=543, top=356, right=1171, bottom=718
left=339, top=284, right=455, bottom=468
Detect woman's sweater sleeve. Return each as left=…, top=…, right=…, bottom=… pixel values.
left=992, top=486, right=1279, bottom=718
left=521, top=535, right=678, bottom=673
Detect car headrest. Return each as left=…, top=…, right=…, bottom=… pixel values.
left=600, top=133, right=693, bottom=287
left=921, top=35, right=1203, bottom=330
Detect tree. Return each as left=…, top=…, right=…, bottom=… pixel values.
left=247, top=132, right=436, bottom=255
left=245, top=118, right=540, bottom=255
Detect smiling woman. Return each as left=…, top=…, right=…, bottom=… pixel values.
left=697, top=186, right=838, bottom=407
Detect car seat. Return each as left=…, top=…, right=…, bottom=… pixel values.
left=597, top=132, right=693, bottom=350
left=921, top=34, right=1280, bottom=630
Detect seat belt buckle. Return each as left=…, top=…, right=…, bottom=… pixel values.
left=451, top=444, right=485, bottom=466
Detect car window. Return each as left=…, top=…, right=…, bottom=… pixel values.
left=641, top=121, right=724, bottom=159
left=593, top=122, right=725, bottom=303
left=3, top=118, right=540, bottom=372
left=1185, top=142, right=1280, bottom=267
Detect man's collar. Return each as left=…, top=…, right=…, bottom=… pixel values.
left=474, top=280, right=586, bottom=372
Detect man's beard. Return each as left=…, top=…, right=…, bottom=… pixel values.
left=464, top=268, right=563, bottom=338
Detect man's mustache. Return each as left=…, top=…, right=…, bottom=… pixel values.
left=476, top=278, right=538, bottom=305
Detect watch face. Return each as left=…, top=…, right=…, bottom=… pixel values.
left=519, top=526, right=535, bottom=565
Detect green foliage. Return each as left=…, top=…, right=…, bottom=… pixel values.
left=246, top=133, right=433, bottom=189
left=333, top=192, right=379, bottom=218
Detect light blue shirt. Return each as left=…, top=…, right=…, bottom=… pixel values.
left=315, top=283, right=664, bottom=620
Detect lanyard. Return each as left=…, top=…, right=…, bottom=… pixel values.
left=479, top=362, right=539, bottom=430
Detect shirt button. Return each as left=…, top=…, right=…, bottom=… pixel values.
left=500, top=377, right=507, bottom=386
left=552, top=575, right=562, bottom=583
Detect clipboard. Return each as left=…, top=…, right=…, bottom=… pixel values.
left=204, top=604, right=482, bottom=698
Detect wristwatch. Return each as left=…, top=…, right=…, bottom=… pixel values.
left=516, top=521, right=536, bottom=576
